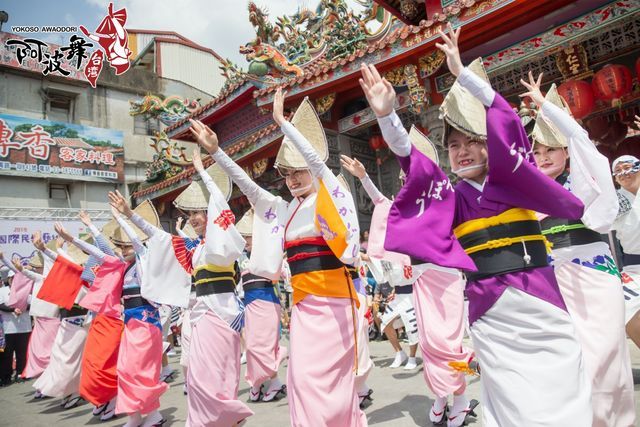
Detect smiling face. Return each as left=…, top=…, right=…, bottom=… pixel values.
left=188, top=210, right=208, bottom=237
left=533, top=143, right=568, bottom=179
left=278, top=167, right=315, bottom=198
left=614, top=161, right=640, bottom=195
left=447, top=129, right=488, bottom=182
left=116, top=244, right=135, bottom=262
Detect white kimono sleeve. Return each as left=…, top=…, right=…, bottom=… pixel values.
left=199, top=168, right=245, bottom=266
left=213, top=149, right=288, bottom=280
left=541, top=101, right=619, bottom=233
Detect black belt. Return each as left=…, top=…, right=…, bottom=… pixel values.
left=458, top=220, right=549, bottom=281
left=59, top=305, right=87, bottom=318
left=286, top=243, right=344, bottom=276
left=123, top=296, right=151, bottom=309
left=623, top=253, right=640, bottom=267
left=242, top=273, right=273, bottom=291
left=195, top=281, right=236, bottom=297
left=541, top=218, right=603, bottom=249
left=395, top=284, right=412, bottom=295
left=346, top=265, right=359, bottom=280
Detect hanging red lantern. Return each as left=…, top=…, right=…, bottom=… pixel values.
left=585, top=116, right=610, bottom=141
left=557, top=79, right=595, bottom=120
left=592, top=64, right=632, bottom=107
left=369, top=135, right=387, bottom=151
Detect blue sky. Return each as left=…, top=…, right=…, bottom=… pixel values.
left=2, top=0, right=366, bottom=66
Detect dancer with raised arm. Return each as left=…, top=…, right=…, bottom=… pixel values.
left=522, top=73, right=635, bottom=426
left=357, top=23, right=592, bottom=426
left=189, top=89, right=366, bottom=426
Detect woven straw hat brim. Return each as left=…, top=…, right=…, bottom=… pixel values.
left=439, top=58, right=489, bottom=145
left=103, top=200, right=160, bottom=246
left=275, top=97, right=328, bottom=170
left=65, top=234, right=94, bottom=265
left=236, top=208, right=254, bottom=237
left=336, top=174, right=351, bottom=195
left=29, top=251, right=44, bottom=268
left=409, top=125, right=439, bottom=165
left=174, top=162, right=232, bottom=210
left=531, top=84, right=569, bottom=148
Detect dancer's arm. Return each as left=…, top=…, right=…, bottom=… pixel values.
left=109, top=190, right=158, bottom=238
left=340, top=155, right=386, bottom=204
left=55, top=222, right=106, bottom=262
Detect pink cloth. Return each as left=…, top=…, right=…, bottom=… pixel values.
left=79, top=255, right=125, bottom=318
left=367, top=199, right=410, bottom=265
left=354, top=293, right=373, bottom=395
left=186, top=309, right=254, bottom=427
left=555, top=260, right=636, bottom=427
left=22, top=316, right=61, bottom=379
left=8, top=272, right=33, bottom=312
left=115, top=319, right=168, bottom=415
left=287, top=295, right=367, bottom=427
left=33, top=319, right=87, bottom=397
left=244, top=299, right=287, bottom=389
left=413, top=269, right=472, bottom=398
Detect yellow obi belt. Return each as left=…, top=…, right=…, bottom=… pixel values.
left=192, top=264, right=236, bottom=297
left=453, top=208, right=550, bottom=281
left=285, top=236, right=358, bottom=306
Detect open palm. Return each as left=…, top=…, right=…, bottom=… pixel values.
left=359, top=63, right=396, bottom=118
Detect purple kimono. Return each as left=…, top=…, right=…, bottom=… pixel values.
left=385, top=93, right=585, bottom=325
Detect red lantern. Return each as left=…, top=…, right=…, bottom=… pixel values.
left=592, top=64, right=632, bottom=107
left=585, top=116, right=610, bottom=141
left=369, top=135, right=387, bottom=151
left=557, top=79, right=595, bottom=120
left=636, top=57, right=640, bottom=80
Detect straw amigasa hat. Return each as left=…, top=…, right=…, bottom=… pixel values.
left=235, top=208, right=254, bottom=237
left=531, top=84, right=570, bottom=148
left=400, top=125, right=440, bottom=180
left=274, top=97, right=329, bottom=170
left=173, top=162, right=232, bottom=211
left=102, top=200, right=160, bottom=246
left=29, top=251, right=44, bottom=269
left=65, top=234, right=95, bottom=265
left=439, top=57, right=489, bottom=145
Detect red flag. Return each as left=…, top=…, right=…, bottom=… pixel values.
left=37, top=256, right=84, bottom=309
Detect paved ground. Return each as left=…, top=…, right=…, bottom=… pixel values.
left=2, top=336, right=640, bottom=426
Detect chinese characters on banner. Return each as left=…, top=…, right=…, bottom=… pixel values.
left=0, top=114, right=124, bottom=182
left=2, top=3, right=130, bottom=87
left=0, top=221, right=107, bottom=268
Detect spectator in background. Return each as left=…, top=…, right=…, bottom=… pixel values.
left=0, top=266, right=31, bottom=387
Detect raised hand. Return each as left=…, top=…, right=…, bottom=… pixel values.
left=189, top=119, right=219, bottom=154
left=435, top=23, right=464, bottom=77
left=359, top=63, right=396, bottom=118
left=340, top=155, right=367, bottom=179
left=54, top=222, right=74, bottom=242
left=273, top=87, right=288, bottom=126
left=192, top=148, right=204, bottom=173
left=78, top=210, right=92, bottom=227
left=176, top=216, right=184, bottom=229
left=11, top=258, right=24, bottom=272
left=32, top=231, right=45, bottom=251
left=108, top=190, right=134, bottom=218
left=520, top=71, right=545, bottom=109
